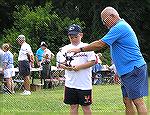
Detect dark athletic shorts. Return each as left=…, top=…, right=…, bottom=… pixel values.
left=64, top=86, right=92, bottom=106
left=121, top=64, right=148, bottom=99
left=19, top=60, right=30, bottom=77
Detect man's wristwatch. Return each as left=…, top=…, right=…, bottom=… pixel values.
left=80, top=47, right=84, bottom=52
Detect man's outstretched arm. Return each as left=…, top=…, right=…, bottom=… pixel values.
left=68, top=40, right=106, bottom=53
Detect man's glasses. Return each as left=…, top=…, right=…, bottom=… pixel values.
left=101, top=15, right=112, bottom=25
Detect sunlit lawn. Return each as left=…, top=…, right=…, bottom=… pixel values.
left=0, top=78, right=149, bottom=115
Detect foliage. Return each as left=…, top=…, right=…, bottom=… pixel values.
left=1, top=0, right=150, bottom=70
left=1, top=82, right=150, bottom=113
left=0, top=85, right=124, bottom=113
left=52, top=0, right=150, bottom=63
left=2, top=2, right=85, bottom=55
left=0, top=0, right=47, bottom=35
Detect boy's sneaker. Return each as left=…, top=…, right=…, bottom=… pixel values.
left=21, top=90, right=31, bottom=95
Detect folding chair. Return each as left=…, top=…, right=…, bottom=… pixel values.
left=101, top=70, right=114, bottom=84
left=57, top=69, right=65, bottom=86
left=0, top=73, right=12, bottom=94
left=13, top=72, right=24, bottom=91
left=44, top=69, right=65, bottom=88
left=92, top=72, right=102, bottom=85
left=45, top=70, right=59, bottom=89
left=92, top=64, right=102, bottom=85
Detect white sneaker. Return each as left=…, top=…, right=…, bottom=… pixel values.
left=12, top=91, right=15, bottom=94
left=21, top=90, right=31, bottom=95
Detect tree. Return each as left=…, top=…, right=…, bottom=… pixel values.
left=0, top=0, right=47, bottom=36
left=51, top=0, right=150, bottom=69
left=2, top=2, right=85, bottom=55
left=1, top=0, right=150, bottom=69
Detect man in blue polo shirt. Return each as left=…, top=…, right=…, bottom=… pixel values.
left=68, top=7, right=148, bottom=115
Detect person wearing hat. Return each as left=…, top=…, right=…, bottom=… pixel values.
left=2, top=43, right=15, bottom=93
left=40, top=42, right=54, bottom=88
left=35, top=41, right=47, bottom=67
left=59, top=24, right=96, bottom=115
left=41, top=42, right=54, bottom=65
left=16, top=35, right=34, bottom=95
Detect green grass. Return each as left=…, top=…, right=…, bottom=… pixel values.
left=0, top=82, right=149, bottom=115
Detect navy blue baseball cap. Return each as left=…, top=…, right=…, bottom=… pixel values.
left=68, top=24, right=82, bottom=35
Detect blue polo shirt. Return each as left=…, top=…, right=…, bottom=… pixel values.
left=101, top=19, right=146, bottom=76
left=36, top=48, right=44, bottom=61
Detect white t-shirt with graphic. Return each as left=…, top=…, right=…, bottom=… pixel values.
left=59, top=42, right=96, bottom=90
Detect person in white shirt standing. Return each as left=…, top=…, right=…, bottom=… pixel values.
left=59, top=24, right=96, bottom=115
left=16, top=35, right=34, bottom=95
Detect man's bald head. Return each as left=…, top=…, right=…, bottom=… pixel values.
left=101, top=7, right=121, bottom=28
left=101, top=7, right=119, bottom=18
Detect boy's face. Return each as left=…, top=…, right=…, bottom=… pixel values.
left=68, top=33, right=83, bottom=45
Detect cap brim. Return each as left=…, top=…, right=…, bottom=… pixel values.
left=68, top=31, right=79, bottom=35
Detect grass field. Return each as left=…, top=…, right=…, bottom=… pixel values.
left=0, top=81, right=150, bottom=115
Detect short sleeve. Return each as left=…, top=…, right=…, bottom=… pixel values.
left=101, top=27, right=122, bottom=46
left=87, top=51, right=96, bottom=62
left=26, top=45, right=33, bottom=55
left=58, top=49, right=66, bottom=63
left=36, top=49, right=39, bottom=56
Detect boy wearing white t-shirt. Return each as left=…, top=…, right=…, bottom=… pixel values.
left=59, top=24, right=96, bottom=115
